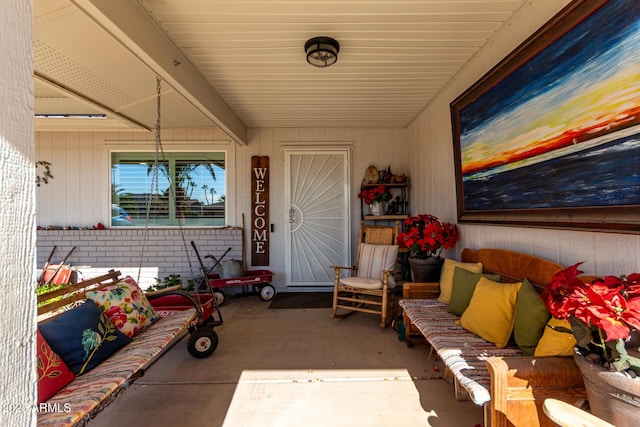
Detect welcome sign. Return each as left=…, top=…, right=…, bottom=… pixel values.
left=251, top=156, right=269, bottom=266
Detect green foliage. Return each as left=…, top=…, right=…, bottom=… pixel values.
left=570, top=316, right=640, bottom=372
left=569, top=316, right=593, bottom=348
left=612, top=338, right=640, bottom=373
left=36, top=282, right=66, bottom=307
left=146, top=274, right=195, bottom=292
left=36, top=282, right=64, bottom=295
left=185, top=279, right=196, bottom=292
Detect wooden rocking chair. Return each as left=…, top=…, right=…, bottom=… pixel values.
left=331, top=221, right=399, bottom=327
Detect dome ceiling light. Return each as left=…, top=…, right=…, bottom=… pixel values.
left=304, top=36, right=340, bottom=67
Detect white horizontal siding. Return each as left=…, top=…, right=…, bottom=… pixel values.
left=36, top=126, right=410, bottom=290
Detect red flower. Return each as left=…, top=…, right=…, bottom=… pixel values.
left=104, top=306, right=128, bottom=329
left=543, top=263, right=640, bottom=342
left=357, top=185, right=391, bottom=205
left=542, top=262, right=586, bottom=318
left=622, top=273, right=640, bottom=299
left=396, top=214, right=458, bottom=259
left=357, top=185, right=393, bottom=215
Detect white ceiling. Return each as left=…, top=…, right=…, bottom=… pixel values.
left=34, top=0, right=526, bottom=143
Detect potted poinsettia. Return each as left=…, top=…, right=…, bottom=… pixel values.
left=357, top=185, right=391, bottom=216
left=396, top=214, right=458, bottom=281
left=541, top=263, right=640, bottom=426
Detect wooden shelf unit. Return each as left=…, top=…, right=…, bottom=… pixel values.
left=359, top=178, right=410, bottom=281
left=360, top=179, right=409, bottom=219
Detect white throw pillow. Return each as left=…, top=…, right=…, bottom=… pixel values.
left=355, top=243, right=399, bottom=287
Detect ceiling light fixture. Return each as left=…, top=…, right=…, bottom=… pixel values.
left=304, top=36, right=340, bottom=67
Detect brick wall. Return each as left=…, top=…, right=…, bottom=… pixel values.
left=36, top=228, right=244, bottom=289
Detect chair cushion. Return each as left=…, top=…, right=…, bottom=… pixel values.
left=37, top=329, right=75, bottom=403
left=357, top=243, right=399, bottom=287
left=39, top=301, right=132, bottom=375
left=438, top=259, right=483, bottom=304
left=534, top=317, right=576, bottom=357
left=448, top=267, right=501, bottom=316
left=460, top=277, right=522, bottom=348
left=340, top=277, right=386, bottom=290
left=86, top=276, right=160, bottom=338
left=513, top=278, right=551, bottom=355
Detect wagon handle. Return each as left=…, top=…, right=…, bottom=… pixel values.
left=190, top=241, right=224, bottom=324
left=206, top=247, right=232, bottom=272
left=38, top=245, right=57, bottom=286
left=42, top=246, right=75, bottom=287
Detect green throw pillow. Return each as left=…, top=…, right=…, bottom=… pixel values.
left=513, top=278, right=551, bottom=355
left=448, top=267, right=501, bottom=316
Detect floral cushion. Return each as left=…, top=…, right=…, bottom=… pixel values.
left=37, top=329, right=75, bottom=403
left=39, top=301, right=131, bottom=375
left=37, top=309, right=197, bottom=426
left=86, top=276, right=160, bottom=338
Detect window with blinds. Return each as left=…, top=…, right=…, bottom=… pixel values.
left=111, top=152, right=226, bottom=226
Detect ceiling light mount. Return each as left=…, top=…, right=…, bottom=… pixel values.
left=304, top=36, right=340, bottom=67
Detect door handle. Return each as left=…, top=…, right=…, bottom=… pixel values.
left=289, top=208, right=295, bottom=224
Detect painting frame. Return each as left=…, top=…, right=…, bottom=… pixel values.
left=450, top=0, right=640, bottom=233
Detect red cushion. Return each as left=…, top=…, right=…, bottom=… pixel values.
left=37, top=329, right=75, bottom=403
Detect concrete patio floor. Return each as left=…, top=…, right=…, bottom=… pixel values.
left=89, top=294, right=484, bottom=427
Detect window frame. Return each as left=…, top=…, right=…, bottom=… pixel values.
left=109, top=148, right=229, bottom=228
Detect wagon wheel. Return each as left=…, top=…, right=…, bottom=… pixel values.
left=187, top=328, right=218, bottom=358
left=259, top=284, right=276, bottom=301
left=213, top=288, right=226, bottom=306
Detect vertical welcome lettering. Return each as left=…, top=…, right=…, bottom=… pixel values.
left=251, top=156, right=269, bottom=266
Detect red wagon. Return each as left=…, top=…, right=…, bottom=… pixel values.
left=206, top=269, right=276, bottom=306
left=144, top=241, right=233, bottom=359
left=194, top=242, right=276, bottom=306
left=147, top=291, right=223, bottom=359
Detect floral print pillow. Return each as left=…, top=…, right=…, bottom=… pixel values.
left=87, top=276, right=160, bottom=338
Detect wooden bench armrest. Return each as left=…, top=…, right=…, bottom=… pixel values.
left=400, top=282, right=440, bottom=347
left=487, top=356, right=586, bottom=427
left=543, top=398, right=614, bottom=427
left=37, top=270, right=122, bottom=319
left=402, top=282, right=440, bottom=299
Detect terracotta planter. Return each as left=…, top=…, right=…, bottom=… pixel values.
left=573, top=350, right=640, bottom=427
left=408, top=257, right=444, bottom=282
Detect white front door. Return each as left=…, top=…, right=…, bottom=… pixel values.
left=285, top=149, right=351, bottom=289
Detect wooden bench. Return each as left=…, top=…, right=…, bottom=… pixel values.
left=400, top=248, right=587, bottom=427
left=37, top=271, right=202, bottom=426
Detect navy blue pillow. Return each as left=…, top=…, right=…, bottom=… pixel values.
left=39, top=301, right=131, bottom=375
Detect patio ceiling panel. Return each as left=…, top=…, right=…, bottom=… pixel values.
left=34, top=0, right=527, bottom=133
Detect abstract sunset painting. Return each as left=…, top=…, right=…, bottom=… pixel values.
left=455, top=0, right=639, bottom=211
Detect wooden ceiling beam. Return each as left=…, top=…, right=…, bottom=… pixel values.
left=69, top=0, right=247, bottom=145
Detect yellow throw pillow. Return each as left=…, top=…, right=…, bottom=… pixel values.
left=438, top=259, right=483, bottom=304
left=459, top=277, right=522, bottom=348
left=534, top=318, right=576, bottom=357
